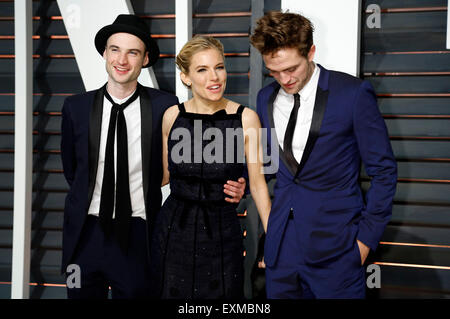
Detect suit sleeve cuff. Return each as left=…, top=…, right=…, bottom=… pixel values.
left=356, top=217, right=387, bottom=252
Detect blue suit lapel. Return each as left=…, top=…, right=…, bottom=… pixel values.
left=294, top=66, right=329, bottom=180
left=267, top=84, right=298, bottom=176
left=267, top=82, right=302, bottom=177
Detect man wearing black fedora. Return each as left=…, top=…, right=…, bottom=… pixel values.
left=60, top=14, right=246, bottom=298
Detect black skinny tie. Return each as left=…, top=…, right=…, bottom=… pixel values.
left=99, top=87, right=140, bottom=253
left=283, top=93, right=301, bottom=171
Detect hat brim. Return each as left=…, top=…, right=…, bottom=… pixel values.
left=95, top=23, right=160, bottom=68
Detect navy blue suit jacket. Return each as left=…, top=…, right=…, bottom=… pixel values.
left=60, top=84, right=179, bottom=272
left=257, top=65, right=397, bottom=267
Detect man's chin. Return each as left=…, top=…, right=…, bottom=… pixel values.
left=109, top=76, right=137, bottom=86
left=282, top=86, right=299, bottom=94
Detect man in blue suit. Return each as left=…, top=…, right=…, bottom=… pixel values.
left=250, top=11, right=397, bottom=298
left=61, top=15, right=245, bottom=298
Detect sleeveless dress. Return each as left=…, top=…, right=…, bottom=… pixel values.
left=150, top=103, right=247, bottom=299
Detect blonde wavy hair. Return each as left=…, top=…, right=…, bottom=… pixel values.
left=176, top=36, right=225, bottom=88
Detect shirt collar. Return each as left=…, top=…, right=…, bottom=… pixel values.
left=106, top=89, right=138, bottom=104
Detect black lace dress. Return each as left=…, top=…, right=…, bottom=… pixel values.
left=150, top=103, right=246, bottom=299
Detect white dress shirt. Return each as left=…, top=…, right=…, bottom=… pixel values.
left=273, top=64, right=321, bottom=165
left=88, top=90, right=146, bottom=220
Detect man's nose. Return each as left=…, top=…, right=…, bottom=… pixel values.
left=279, top=72, right=290, bottom=84
left=118, top=52, right=128, bottom=64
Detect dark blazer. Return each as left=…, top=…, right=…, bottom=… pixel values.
left=60, top=84, right=179, bottom=272
left=256, top=65, right=397, bottom=268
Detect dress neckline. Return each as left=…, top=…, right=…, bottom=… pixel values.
left=178, top=103, right=245, bottom=119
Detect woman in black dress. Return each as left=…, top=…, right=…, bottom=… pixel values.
left=150, top=36, right=271, bottom=299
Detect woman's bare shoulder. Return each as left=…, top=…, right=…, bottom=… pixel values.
left=241, top=106, right=261, bottom=128
left=162, top=104, right=181, bottom=133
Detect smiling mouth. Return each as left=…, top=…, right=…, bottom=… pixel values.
left=207, top=85, right=221, bottom=91
left=114, top=66, right=129, bottom=74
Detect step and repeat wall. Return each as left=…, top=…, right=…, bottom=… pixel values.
left=0, top=0, right=449, bottom=298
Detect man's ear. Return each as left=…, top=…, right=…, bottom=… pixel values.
left=307, top=44, right=316, bottom=62
left=143, top=51, right=149, bottom=66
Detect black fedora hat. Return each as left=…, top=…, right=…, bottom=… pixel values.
left=94, top=14, right=159, bottom=68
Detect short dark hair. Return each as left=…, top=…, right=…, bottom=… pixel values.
left=250, top=11, right=314, bottom=58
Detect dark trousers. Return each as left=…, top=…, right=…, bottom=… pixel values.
left=265, top=218, right=366, bottom=299
left=66, top=215, right=152, bottom=299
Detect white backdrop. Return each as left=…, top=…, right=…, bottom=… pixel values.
left=282, top=0, right=362, bottom=77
